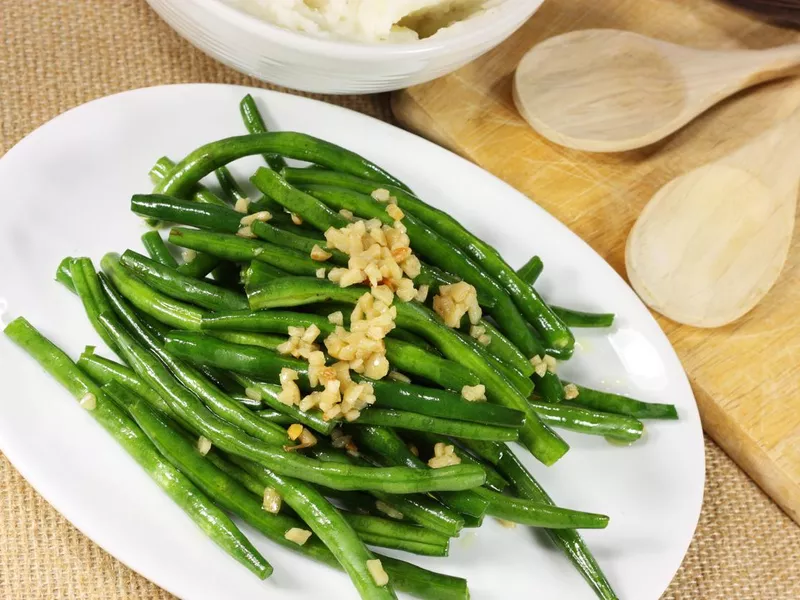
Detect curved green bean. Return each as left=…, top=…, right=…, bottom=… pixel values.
left=562, top=382, right=678, bottom=420
left=516, top=255, right=543, bottom=286
left=528, top=400, right=644, bottom=443
left=239, top=94, right=288, bottom=172
left=132, top=194, right=242, bottom=233
left=473, top=487, right=609, bottom=529
left=150, top=156, right=228, bottom=207
left=141, top=231, right=179, bottom=268
left=154, top=132, right=407, bottom=200
left=551, top=305, right=615, bottom=328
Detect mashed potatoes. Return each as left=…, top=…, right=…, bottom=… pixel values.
left=224, top=0, right=501, bottom=43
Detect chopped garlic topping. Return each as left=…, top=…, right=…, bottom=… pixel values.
left=234, top=197, right=250, bottom=213
left=366, top=559, right=389, bottom=587
left=262, top=488, right=281, bottom=514
left=310, top=244, right=332, bottom=261
left=196, top=436, right=212, bottom=456
left=461, top=384, right=486, bottom=402
left=285, top=528, right=312, bottom=545
left=79, top=393, right=97, bottom=411
left=240, top=210, right=272, bottom=226
left=564, top=383, right=580, bottom=400
left=433, top=281, right=481, bottom=328
left=428, top=442, right=461, bottom=468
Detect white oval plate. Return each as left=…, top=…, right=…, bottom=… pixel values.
left=0, top=84, right=704, bottom=600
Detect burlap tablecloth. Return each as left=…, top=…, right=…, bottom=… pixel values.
left=1, top=2, right=799, bottom=598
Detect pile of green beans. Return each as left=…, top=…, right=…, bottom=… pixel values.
left=6, top=94, right=684, bottom=600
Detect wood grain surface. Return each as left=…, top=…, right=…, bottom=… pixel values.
left=393, top=0, right=800, bottom=524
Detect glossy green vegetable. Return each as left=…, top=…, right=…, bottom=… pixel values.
left=3, top=318, right=271, bottom=579
left=473, top=487, right=609, bottom=529
left=563, top=382, right=678, bottom=420
left=355, top=408, right=519, bottom=442
left=340, top=512, right=450, bottom=557
left=154, top=132, right=408, bottom=201
left=242, top=261, right=288, bottom=287
left=149, top=156, right=228, bottom=207
left=550, top=306, right=615, bottom=328
left=141, top=231, right=178, bottom=268
left=215, top=165, right=247, bottom=204
left=69, top=258, right=120, bottom=353
left=516, top=255, right=543, bottom=285
left=474, top=318, right=535, bottom=377
left=534, top=370, right=566, bottom=404
left=121, top=250, right=248, bottom=312
left=131, top=194, right=242, bottom=233
left=239, top=94, right=288, bottom=172
left=251, top=219, right=349, bottom=265
left=177, top=252, right=221, bottom=278
left=282, top=168, right=573, bottom=351
left=528, top=400, right=644, bottom=442
left=246, top=277, right=569, bottom=466
left=493, top=447, right=618, bottom=600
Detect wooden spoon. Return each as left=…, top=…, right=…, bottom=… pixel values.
left=625, top=107, right=800, bottom=328
left=513, top=29, right=800, bottom=152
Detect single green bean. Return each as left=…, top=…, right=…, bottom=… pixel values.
left=341, top=513, right=449, bottom=557
left=473, top=487, right=609, bottom=529
left=551, top=305, right=615, bottom=328
left=177, top=252, right=221, bottom=278
left=355, top=408, right=518, bottom=442
left=493, top=448, right=618, bottom=600
left=239, top=94, right=288, bottom=172
left=141, top=231, right=179, bottom=268
left=563, top=382, right=679, bottom=420
left=516, top=255, right=543, bottom=285
left=383, top=339, right=479, bottom=391
left=4, top=318, right=270, bottom=579
left=155, top=132, right=407, bottom=200
left=69, top=258, right=121, bottom=353
left=56, top=257, right=76, bottom=292
left=246, top=277, right=569, bottom=465
left=475, top=319, right=535, bottom=377
left=534, top=370, right=566, bottom=404
left=121, top=250, right=248, bottom=312
left=528, top=400, right=644, bottom=442
left=251, top=219, right=349, bottom=265
left=214, top=165, right=247, bottom=204
left=456, top=330, right=534, bottom=398
left=132, top=194, right=242, bottom=233
left=150, top=156, right=228, bottom=207
left=242, top=261, right=288, bottom=287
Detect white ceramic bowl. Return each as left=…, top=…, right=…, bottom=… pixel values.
left=145, top=0, right=543, bottom=94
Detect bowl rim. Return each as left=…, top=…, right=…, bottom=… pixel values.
left=195, top=0, right=542, bottom=58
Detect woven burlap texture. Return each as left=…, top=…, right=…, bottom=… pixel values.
left=1, top=1, right=799, bottom=599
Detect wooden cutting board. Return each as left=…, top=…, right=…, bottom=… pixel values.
left=393, top=0, right=800, bottom=524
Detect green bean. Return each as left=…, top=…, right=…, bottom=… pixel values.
left=155, top=132, right=407, bottom=200
left=551, top=305, right=615, bottom=328
left=369, top=380, right=524, bottom=428
left=247, top=277, right=569, bottom=465
left=78, top=347, right=173, bottom=415
left=534, top=370, right=566, bottom=403
left=169, top=228, right=326, bottom=277
left=141, top=231, right=179, bottom=268
left=239, top=94, right=288, bottom=172
left=150, top=156, right=229, bottom=207
left=283, top=169, right=573, bottom=351
left=132, top=194, right=243, bottom=233
left=56, top=256, right=76, bottom=292
left=251, top=220, right=349, bottom=264
left=473, top=487, right=608, bottom=529
left=383, top=339, right=479, bottom=391
left=528, top=400, right=644, bottom=442
left=177, top=252, right=221, bottom=278
left=492, top=448, right=618, bottom=600
left=208, top=330, right=285, bottom=351
left=3, top=318, right=271, bottom=579
left=203, top=309, right=334, bottom=335
left=311, top=445, right=465, bottom=537
left=242, top=260, right=288, bottom=287
left=516, top=255, right=543, bottom=285
left=215, top=166, right=248, bottom=204
left=356, top=408, right=518, bottom=442
left=69, top=258, right=120, bottom=353
left=401, top=431, right=508, bottom=493
left=386, top=328, right=439, bottom=355
left=231, top=457, right=405, bottom=600
left=102, top=311, right=485, bottom=493
left=99, top=274, right=291, bottom=446
left=290, top=181, right=540, bottom=356
left=352, top=426, right=489, bottom=520
left=232, top=374, right=336, bottom=435
left=562, top=382, right=678, bottom=420
left=253, top=409, right=293, bottom=424
left=121, top=250, right=248, bottom=312
left=102, top=252, right=203, bottom=330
